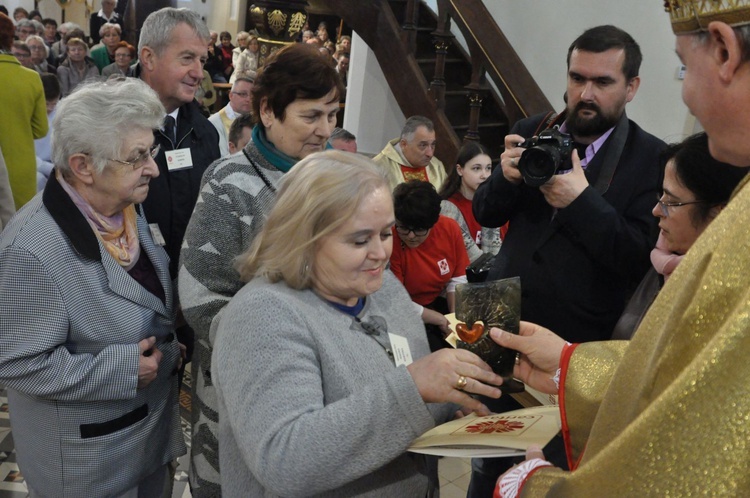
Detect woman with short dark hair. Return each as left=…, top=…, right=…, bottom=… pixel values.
left=217, top=30, right=235, bottom=81
left=179, top=42, right=344, bottom=496
left=390, top=180, right=470, bottom=351
left=0, top=12, right=47, bottom=210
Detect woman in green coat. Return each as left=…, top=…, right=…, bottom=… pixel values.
left=0, top=13, right=48, bottom=209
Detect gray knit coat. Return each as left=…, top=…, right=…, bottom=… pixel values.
left=213, top=271, right=456, bottom=497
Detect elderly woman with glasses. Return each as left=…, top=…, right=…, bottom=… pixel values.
left=610, top=132, right=748, bottom=339
left=213, top=150, right=502, bottom=497
left=0, top=79, right=185, bottom=497
left=390, top=180, right=470, bottom=351
left=24, top=34, right=55, bottom=74
left=102, top=40, right=135, bottom=78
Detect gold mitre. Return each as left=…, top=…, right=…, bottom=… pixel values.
left=665, top=0, right=750, bottom=34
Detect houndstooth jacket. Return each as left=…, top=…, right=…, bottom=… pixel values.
left=0, top=172, right=186, bottom=497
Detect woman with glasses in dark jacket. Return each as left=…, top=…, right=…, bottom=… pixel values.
left=611, top=132, right=748, bottom=339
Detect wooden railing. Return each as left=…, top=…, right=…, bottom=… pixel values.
left=434, top=0, right=553, bottom=126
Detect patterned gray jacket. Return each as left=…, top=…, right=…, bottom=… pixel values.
left=178, top=142, right=285, bottom=496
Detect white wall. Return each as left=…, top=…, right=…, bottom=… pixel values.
left=343, top=33, right=405, bottom=156
left=346, top=0, right=695, bottom=150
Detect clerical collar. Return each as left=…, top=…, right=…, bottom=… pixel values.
left=393, top=142, right=414, bottom=167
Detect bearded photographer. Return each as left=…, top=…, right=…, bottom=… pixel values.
left=469, top=25, right=665, bottom=496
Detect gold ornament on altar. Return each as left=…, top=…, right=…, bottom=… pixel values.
left=664, top=0, right=750, bottom=34
left=267, top=10, right=287, bottom=36
left=288, top=12, right=307, bottom=37
left=249, top=1, right=308, bottom=65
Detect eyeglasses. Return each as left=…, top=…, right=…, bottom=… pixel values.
left=115, top=52, right=132, bottom=58
left=231, top=91, right=251, bottom=98
left=109, top=144, right=161, bottom=170
left=395, top=224, right=429, bottom=237
left=655, top=193, right=705, bottom=217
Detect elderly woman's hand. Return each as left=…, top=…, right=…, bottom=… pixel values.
left=490, top=321, right=566, bottom=395
left=137, top=336, right=163, bottom=389
left=407, top=348, right=503, bottom=416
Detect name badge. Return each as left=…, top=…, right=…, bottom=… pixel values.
left=388, top=333, right=413, bottom=367
left=149, top=223, right=166, bottom=246
left=165, top=148, right=193, bottom=171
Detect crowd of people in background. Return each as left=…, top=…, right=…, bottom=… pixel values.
left=3, top=2, right=750, bottom=498
left=0, top=2, right=354, bottom=207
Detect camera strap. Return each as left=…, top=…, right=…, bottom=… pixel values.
left=589, top=112, right=629, bottom=196
left=533, top=111, right=562, bottom=136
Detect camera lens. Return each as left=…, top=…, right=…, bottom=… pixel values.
left=518, top=145, right=563, bottom=186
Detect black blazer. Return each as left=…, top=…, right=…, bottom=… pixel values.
left=140, top=99, right=221, bottom=279
left=473, top=112, right=665, bottom=343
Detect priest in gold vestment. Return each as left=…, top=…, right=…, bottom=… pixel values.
left=490, top=2, right=750, bottom=496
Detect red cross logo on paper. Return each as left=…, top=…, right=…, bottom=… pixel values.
left=465, top=419, right=526, bottom=434
left=437, top=258, right=450, bottom=275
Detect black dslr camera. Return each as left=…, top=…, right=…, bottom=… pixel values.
left=517, top=126, right=574, bottom=187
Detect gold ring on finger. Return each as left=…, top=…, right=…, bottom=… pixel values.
left=456, top=375, right=468, bottom=390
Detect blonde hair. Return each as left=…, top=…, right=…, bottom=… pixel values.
left=66, top=37, right=88, bottom=52
left=237, top=150, right=390, bottom=288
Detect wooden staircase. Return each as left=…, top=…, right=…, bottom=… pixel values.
left=393, top=0, right=509, bottom=161
left=309, top=0, right=553, bottom=166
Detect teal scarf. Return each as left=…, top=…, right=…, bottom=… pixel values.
left=251, top=125, right=297, bottom=173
